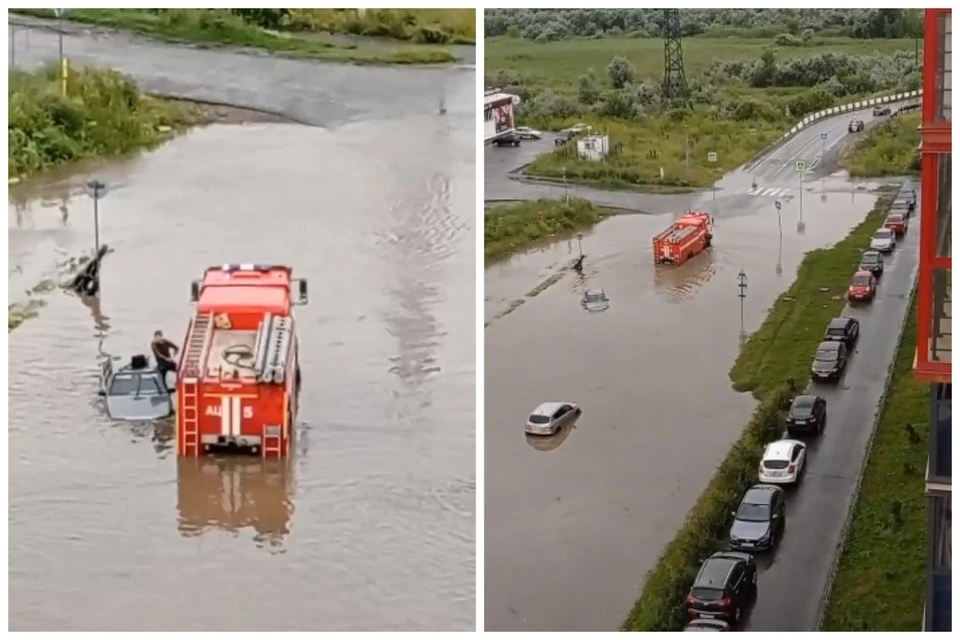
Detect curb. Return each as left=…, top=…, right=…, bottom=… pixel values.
left=814, top=182, right=921, bottom=630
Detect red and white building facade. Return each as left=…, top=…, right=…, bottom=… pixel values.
left=917, top=7, right=951, bottom=633
left=484, top=88, right=519, bottom=144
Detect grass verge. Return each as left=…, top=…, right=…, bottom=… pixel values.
left=841, top=111, right=922, bottom=178
left=526, top=114, right=782, bottom=190
left=288, top=9, right=475, bottom=44
left=729, top=195, right=893, bottom=399
left=622, top=193, right=897, bottom=631
left=8, top=63, right=199, bottom=180
left=12, top=9, right=456, bottom=64
left=484, top=198, right=606, bottom=265
left=821, top=293, right=927, bottom=631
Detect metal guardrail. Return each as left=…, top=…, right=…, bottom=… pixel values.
left=814, top=182, right=922, bottom=630
left=777, top=90, right=923, bottom=144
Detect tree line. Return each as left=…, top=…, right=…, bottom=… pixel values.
left=485, top=9, right=923, bottom=42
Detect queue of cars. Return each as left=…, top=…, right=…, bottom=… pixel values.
left=682, top=183, right=917, bottom=631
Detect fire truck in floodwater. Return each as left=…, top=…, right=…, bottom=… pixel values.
left=652, top=212, right=713, bottom=265
left=176, top=264, right=308, bottom=459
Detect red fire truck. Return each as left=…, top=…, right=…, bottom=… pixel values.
left=176, top=264, right=308, bottom=458
left=652, top=212, right=713, bottom=265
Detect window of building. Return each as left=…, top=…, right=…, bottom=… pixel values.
left=938, top=12, right=952, bottom=121
left=932, top=493, right=952, bottom=571
left=938, top=154, right=952, bottom=257
left=929, top=267, right=952, bottom=365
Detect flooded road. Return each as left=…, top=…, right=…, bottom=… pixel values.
left=484, top=107, right=897, bottom=629
left=8, top=22, right=475, bottom=632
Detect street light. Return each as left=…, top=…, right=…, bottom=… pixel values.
left=83, top=178, right=109, bottom=290
left=577, top=233, right=583, bottom=258
left=774, top=200, right=784, bottom=275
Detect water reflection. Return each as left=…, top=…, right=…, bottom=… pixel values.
left=525, top=422, right=576, bottom=452
left=652, top=250, right=717, bottom=302
left=176, top=457, right=294, bottom=550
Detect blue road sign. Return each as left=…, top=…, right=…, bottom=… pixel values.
left=775, top=200, right=782, bottom=211
left=821, top=132, right=828, bottom=140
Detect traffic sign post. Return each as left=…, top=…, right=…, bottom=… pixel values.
left=820, top=131, right=827, bottom=160
left=707, top=152, right=717, bottom=163
left=796, top=160, right=806, bottom=234
left=737, top=269, right=748, bottom=334
left=54, top=9, right=67, bottom=94
left=774, top=201, right=783, bottom=275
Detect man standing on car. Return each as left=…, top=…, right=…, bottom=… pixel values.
left=152, top=330, right=179, bottom=382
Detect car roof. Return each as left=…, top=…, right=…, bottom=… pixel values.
left=818, top=340, right=842, bottom=350
left=532, top=402, right=566, bottom=415
left=862, top=250, right=880, bottom=257
left=695, top=556, right=738, bottom=587
left=827, top=317, right=853, bottom=329
left=852, top=270, right=873, bottom=278
left=764, top=439, right=805, bottom=459
left=742, top=484, right=780, bottom=504
left=887, top=213, right=904, bottom=219
left=874, top=227, right=892, bottom=234
left=791, top=394, right=817, bottom=406
left=585, top=289, right=603, bottom=295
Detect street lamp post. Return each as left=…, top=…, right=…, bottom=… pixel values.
left=563, top=165, right=568, bottom=203
left=796, top=160, right=806, bottom=234
left=577, top=233, right=583, bottom=258
left=774, top=200, right=783, bottom=275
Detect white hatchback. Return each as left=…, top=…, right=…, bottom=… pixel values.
left=758, top=439, right=807, bottom=485
left=525, top=402, right=581, bottom=436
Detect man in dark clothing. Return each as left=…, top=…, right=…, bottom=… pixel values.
left=152, top=330, right=180, bottom=381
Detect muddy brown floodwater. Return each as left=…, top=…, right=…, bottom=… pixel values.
left=9, top=117, right=475, bottom=630
left=484, top=184, right=887, bottom=631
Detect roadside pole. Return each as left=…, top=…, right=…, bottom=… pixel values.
left=563, top=165, right=569, bottom=203
left=737, top=269, right=748, bottom=343
left=796, top=159, right=806, bottom=234
left=84, top=179, right=109, bottom=294
left=774, top=200, right=783, bottom=275
left=9, top=26, right=15, bottom=68
left=708, top=151, right=718, bottom=209
left=55, top=9, right=67, bottom=94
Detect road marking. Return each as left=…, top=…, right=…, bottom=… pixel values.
left=743, top=187, right=792, bottom=198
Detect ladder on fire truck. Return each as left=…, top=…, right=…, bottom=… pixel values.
left=252, top=313, right=293, bottom=457
left=180, top=313, right=213, bottom=457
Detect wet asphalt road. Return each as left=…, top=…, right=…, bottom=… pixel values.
left=484, top=107, right=912, bottom=631
left=8, top=21, right=475, bottom=632
left=743, top=185, right=921, bottom=632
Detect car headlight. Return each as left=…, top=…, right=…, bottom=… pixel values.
left=757, top=532, right=770, bottom=543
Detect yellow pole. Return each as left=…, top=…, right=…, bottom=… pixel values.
left=60, top=58, right=68, bottom=95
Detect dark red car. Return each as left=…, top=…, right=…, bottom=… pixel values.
left=848, top=270, right=877, bottom=303
left=884, top=213, right=908, bottom=236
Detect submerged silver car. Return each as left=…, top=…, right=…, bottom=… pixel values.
left=98, top=355, right=174, bottom=421
left=525, top=402, right=581, bottom=436
left=581, top=289, right=610, bottom=312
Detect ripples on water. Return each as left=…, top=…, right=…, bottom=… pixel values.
left=9, top=108, right=475, bottom=630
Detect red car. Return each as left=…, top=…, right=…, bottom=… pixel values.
left=884, top=213, right=908, bottom=236
left=848, top=270, right=877, bottom=303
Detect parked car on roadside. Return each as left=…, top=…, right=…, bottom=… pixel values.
left=811, top=340, right=849, bottom=381
left=758, top=440, right=807, bottom=485
left=684, top=619, right=731, bottom=631
left=786, top=394, right=827, bottom=436
left=885, top=213, right=908, bottom=236
left=870, top=228, right=897, bottom=253
left=493, top=132, right=522, bottom=147
left=685, top=551, right=757, bottom=625
left=728, top=484, right=786, bottom=551
left=859, top=250, right=885, bottom=277
left=823, top=316, right=860, bottom=347
left=848, top=270, right=878, bottom=303
left=514, top=126, right=543, bottom=140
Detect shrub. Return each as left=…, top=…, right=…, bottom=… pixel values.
left=485, top=198, right=604, bottom=263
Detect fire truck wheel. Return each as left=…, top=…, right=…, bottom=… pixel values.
left=295, top=366, right=302, bottom=391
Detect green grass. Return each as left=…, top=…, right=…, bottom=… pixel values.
left=729, top=196, right=893, bottom=399
left=527, top=114, right=783, bottom=190
left=484, top=198, right=606, bottom=264
left=8, top=63, right=199, bottom=179
left=842, top=111, right=922, bottom=178
left=288, top=9, right=475, bottom=45
left=12, top=8, right=457, bottom=65
left=487, top=34, right=916, bottom=95
left=821, top=294, right=927, bottom=631
left=623, top=193, right=899, bottom=631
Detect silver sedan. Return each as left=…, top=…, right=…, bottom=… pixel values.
left=525, top=402, right=582, bottom=436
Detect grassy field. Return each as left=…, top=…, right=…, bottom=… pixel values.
left=842, top=111, right=922, bottom=178
left=821, top=294, right=927, bottom=631
left=288, top=9, right=475, bottom=44
left=487, top=35, right=917, bottom=94
left=8, top=63, right=198, bottom=179
left=12, top=9, right=459, bottom=64
left=728, top=196, right=893, bottom=398
left=485, top=198, right=605, bottom=264
left=527, top=114, right=783, bottom=190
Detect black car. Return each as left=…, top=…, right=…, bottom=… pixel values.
left=811, top=340, right=848, bottom=381
left=873, top=105, right=891, bottom=116
left=891, top=200, right=915, bottom=218
left=685, top=551, right=757, bottom=625
left=787, top=394, right=827, bottom=436
left=493, top=132, right=522, bottom=147
left=824, top=317, right=860, bottom=347
left=684, top=619, right=731, bottom=631
left=859, top=250, right=884, bottom=277
left=729, top=485, right=786, bottom=551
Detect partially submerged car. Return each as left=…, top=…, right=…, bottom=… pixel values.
left=98, top=354, right=174, bottom=421
left=525, top=402, right=581, bottom=436
left=581, top=289, right=610, bottom=312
